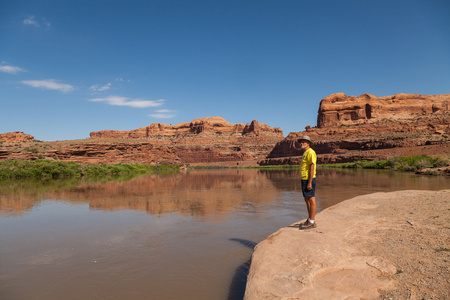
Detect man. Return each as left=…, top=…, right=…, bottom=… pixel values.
left=298, top=136, right=317, bottom=230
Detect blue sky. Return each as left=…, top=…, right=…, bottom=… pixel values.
left=1, top=0, right=449, bottom=141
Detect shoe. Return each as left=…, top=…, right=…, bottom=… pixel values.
left=300, top=221, right=317, bottom=230
left=300, top=219, right=309, bottom=227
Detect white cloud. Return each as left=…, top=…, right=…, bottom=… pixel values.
left=23, top=16, right=51, bottom=28
left=23, top=16, right=39, bottom=26
left=90, top=83, right=111, bottom=92
left=149, top=114, right=176, bottom=119
left=20, top=79, right=74, bottom=93
left=43, top=19, right=51, bottom=28
left=90, top=96, right=164, bottom=108
left=149, top=109, right=176, bottom=119
left=0, top=65, right=25, bottom=74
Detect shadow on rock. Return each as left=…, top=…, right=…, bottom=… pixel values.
left=227, top=238, right=257, bottom=300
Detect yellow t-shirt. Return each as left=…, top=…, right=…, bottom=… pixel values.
left=300, top=148, right=317, bottom=180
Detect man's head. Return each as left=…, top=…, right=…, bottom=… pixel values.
left=297, top=135, right=314, bottom=150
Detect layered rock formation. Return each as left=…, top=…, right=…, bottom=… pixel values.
left=317, top=93, right=449, bottom=128
left=90, top=117, right=283, bottom=138
left=260, top=93, right=450, bottom=165
left=0, top=117, right=284, bottom=165
left=0, top=131, right=34, bottom=142
left=2, top=93, right=449, bottom=167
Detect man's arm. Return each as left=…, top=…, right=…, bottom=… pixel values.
left=307, top=162, right=315, bottom=190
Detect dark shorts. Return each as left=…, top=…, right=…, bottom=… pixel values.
left=301, top=178, right=316, bottom=197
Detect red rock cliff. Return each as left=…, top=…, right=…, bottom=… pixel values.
left=260, top=92, right=450, bottom=166
left=317, top=93, right=450, bottom=128
left=90, top=117, right=283, bottom=138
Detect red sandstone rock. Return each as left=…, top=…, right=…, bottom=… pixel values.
left=90, top=116, right=283, bottom=138
left=261, top=93, right=450, bottom=166
left=2, top=97, right=449, bottom=167
left=317, top=93, right=450, bottom=128
left=245, top=190, right=450, bottom=299
left=0, top=131, right=34, bottom=142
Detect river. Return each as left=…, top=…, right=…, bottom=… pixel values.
left=0, top=168, right=448, bottom=300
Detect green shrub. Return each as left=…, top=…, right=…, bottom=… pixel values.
left=24, top=147, right=39, bottom=154
left=322, top=155, right=448, bottom=174
left=0, top=159, right=178, bottom=179
left=361, top=160, right=391, bottom=169
left=388, top=155, right=448, bottom=172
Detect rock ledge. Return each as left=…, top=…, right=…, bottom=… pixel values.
left=245, top=190, right=450, bottom=299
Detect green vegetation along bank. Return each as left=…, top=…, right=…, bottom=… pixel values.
left=321, top=155, right=449, bottom=173
left=0, top=159, right=178, bottom=179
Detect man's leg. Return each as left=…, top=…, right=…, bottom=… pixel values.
left=300, top=196, right=317, bottom=230
left=305, top=196, right=316, bottom=222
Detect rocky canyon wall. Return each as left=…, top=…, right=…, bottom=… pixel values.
left=90, top=116, right=283, bottom=139
left=0, top=117, right=284, bottom=165
left=260, top=93, right=450, bottom=165
left=317, top=93, right=449, bottom=128
left=2, top=94, right=449, bottom=167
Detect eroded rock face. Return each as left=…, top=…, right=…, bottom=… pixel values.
left=90, top=117, right=283, bottom=138
left=0, top=117, right=284, bottom=165
left=260, top=93, right=450, bottom=165
left=317, top=93, right=450, bottom=128
left=0, top=131, right=34, bottom=142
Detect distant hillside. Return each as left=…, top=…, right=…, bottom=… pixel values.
left=89, top=116, right=283, bottom=138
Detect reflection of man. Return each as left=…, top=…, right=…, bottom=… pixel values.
left=298, top=136, right=317, bottom=230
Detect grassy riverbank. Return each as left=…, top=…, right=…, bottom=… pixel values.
left=321, top=155, right=449, bottom=172
left=190, top=155, right=449, bottom=174
left=0, top=159, right=178, bottom=179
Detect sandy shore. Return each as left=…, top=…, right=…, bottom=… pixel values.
left=244, top=190, right=450, bottom=300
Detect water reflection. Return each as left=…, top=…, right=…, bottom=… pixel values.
left=0, top=174, right=148, bottom=217
left=4, top=168, right=447, bottom=218
left=1, top=170, right=285, bottom=217
left=0, top=169, right=448, bottom=300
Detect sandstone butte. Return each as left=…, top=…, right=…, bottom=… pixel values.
left=260, top=92, right=450, bottom=168
left=0, top=93, right=449, bottom=168
left=89, top=116, right=283, bottom=138
left=0, top=117, right=283, bottom=166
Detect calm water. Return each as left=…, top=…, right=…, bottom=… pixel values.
left=0, top=169, right=448, bottom=300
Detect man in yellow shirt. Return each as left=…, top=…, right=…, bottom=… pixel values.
left=298, top=136, right=317, bottom=230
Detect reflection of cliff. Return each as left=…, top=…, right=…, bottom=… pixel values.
left=0, top=175, right=143, bottom=217
left=3, top=170, right=448, bottom=217
left=0, top=193, right=37, bottom=217
left=45, top=170, right=282, bottom=217
left=0, top=177, right=82, bottom=217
